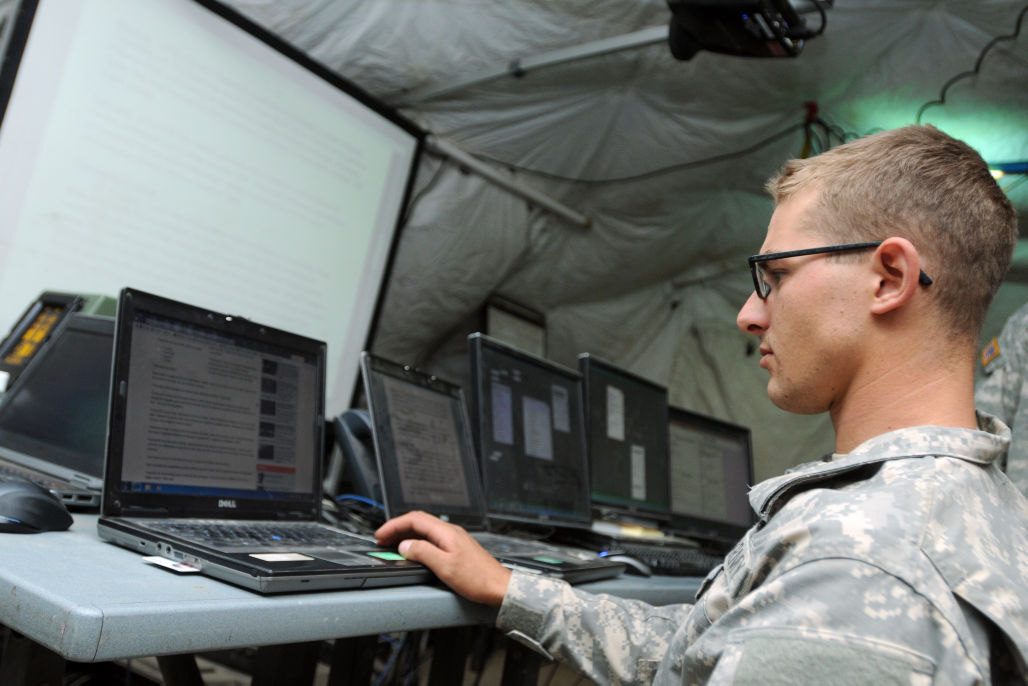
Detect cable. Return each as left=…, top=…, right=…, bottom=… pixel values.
left=916, top=5, right=1028, bottom=124
left=335, top=493, right=384, bottom=510
left=398, top=154, right=449, bottom=229
left=812, top=115, right=860, bottom=145
left=411, top=104, right=871, bottom=192
left=470, top=121, right=807, bottom=186
left=372, top=635, right=406, bottom=686
left=332, top=493, right=386, bottom=533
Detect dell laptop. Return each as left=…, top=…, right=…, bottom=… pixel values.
left=97, top=288, right=427, bottom=593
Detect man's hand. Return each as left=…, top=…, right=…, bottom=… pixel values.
left=376, top=511, right=512, bottom=607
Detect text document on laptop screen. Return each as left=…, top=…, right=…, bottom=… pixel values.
left=121, top=311, right=320, bottom=499
left=0, top=0, right=422, bottom=413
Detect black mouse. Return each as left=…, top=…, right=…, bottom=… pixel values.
left=0, top=478, right=73, bottom=533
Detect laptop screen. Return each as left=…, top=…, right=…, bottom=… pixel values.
left=361, top=353, right=488, bottom=529
left=104, top=288, right=326, bottom=518
left=668, top=405, right=754, bottom=546
left=467, top=333, right=592, bottom=528
left=0, top=313, right=112, bottom=477
left=578, top=354, right=671, bottom=523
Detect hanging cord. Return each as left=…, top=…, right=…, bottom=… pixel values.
left=471, top=121, right=807, bottom=186
left=916, top=5, right=1028, bottom=123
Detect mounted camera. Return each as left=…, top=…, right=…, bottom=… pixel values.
left=668, top=0, right=830, bottom=60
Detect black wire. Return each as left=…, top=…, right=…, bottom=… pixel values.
left=398, top=154, right=449, bottom=228
left=467, top=121, right=807, bottom=186
left=916, top=5, right=1028, bottom=124
left=813, top=116, right=859, bottom=145
left=805, top=121, right=829, bottom=156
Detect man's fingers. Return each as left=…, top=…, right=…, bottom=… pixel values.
left=376, top=511, right=442, bottom=546
left=397, top=538, right=445, bottom=567
left=378, top=514, right=512, bottom=607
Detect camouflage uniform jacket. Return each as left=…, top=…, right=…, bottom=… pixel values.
left=496, top=416, right=1028, bottom=684
left=977, top=302, right=1028, bottom=496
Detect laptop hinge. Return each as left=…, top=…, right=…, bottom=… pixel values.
left=121, top=506, right=172, bottom=517
left=277, top=511, right=312, bottom=520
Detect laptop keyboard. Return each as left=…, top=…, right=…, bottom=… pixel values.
left=144, top=520, right=369, bottom=548
left=472, top=531, right=555, bottom=555
left=612, top=541, right=723, bottom=576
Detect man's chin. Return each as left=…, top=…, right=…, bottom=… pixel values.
left=767, top=386, right=827, bottom=416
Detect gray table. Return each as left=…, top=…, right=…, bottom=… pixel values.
left=0, top=513, right=700, bottom=682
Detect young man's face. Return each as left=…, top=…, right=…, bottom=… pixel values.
left=736, top=189, right=869, bottom=416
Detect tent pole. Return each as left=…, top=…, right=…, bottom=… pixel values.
left=426, top=135, right=592, bottom=229
left=392, top=26, right=667, bottom=107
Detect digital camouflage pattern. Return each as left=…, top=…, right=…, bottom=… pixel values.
left=497, top=415, right=1028, bottom=684
left=977, top=302, right=1028, bottom=497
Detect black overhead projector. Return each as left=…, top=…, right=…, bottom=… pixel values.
left=667, top=0, right=828, bottom=60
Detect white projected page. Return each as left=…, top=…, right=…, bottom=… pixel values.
left=121, top=318, right=317, bottom=492
left=0, top=0, right=418, bottom=413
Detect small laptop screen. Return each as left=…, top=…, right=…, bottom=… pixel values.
left=361, top=353, right=487, bottom=527
left=668, top=406, right=754, bottom=543
left=118, top=309, right=321, bottom=502
left=0, top=314, right=112, bottom=476
left=468, top=334, right=591, bottom=527
left=579, top=354, right=670, bottom=521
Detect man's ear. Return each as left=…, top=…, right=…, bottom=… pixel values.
left=870, top=237, right=924, bottom=315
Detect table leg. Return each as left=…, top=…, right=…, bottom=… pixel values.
left=427, top=626, right=473, bottom=685
left=500, top=638, right=542, bottom=686
left=0, top=627, right=66, bottom=686
left=156, top=654, right=204, bottom=686
left=251, top=641, right=320, bottom=686
left=327, top=634, right=377, bottom=685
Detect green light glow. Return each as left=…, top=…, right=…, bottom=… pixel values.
left=832, top=95, right=1028, bottom=163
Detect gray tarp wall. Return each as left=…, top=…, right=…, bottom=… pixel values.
left=230, top=0, right=1028, bottom=481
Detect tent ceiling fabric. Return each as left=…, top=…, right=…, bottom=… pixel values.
left=229, top=0, right=1027, bottom=480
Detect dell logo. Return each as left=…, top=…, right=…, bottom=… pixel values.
left=218, top=499, right=237, bottom=509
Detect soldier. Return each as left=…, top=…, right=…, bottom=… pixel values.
left=377, top=125, right=1028, bottom=684
left=977, top=301, right=1028, bottom=496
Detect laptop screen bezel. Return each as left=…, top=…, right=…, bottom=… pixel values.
left=102, top=287, right=327, bottom=520
left=359, top=351, right=490, bottom=531
left=578, top=353, right=672, bottom=523
left=467, top=333, right=593, bottom=530
left=667, top=404, right=756, bottom=545
left=0, top=312, right=112, bottom=480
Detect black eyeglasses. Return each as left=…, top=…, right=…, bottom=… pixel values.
left=748, top=241, right=934, bottom=299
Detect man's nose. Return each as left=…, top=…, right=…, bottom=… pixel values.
left=736, top=291, right=768, bottom=335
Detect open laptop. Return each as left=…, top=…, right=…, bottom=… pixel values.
left=665, top=405, right=755, bottom=554
left=97, top=288, right=428, bottom=594
left=360, top=351, right=625, bottom=583
left=0, top=313, right=112, bottom=509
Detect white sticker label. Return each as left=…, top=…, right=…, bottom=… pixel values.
left=606, top=386, right=625, bottom=441
left=523, top=395, right=554, bottom=461
left=143, top=556, right=201, bottom=573
left=249, top=552, right=315, bottom=562
left=630, top=444, right=646, bottom=500
left=551, top=384, right=570, bottom=433
left=491, top=382, right=514, bottom=445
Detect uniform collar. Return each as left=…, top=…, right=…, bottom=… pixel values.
left=748, top=412, right=1011, bottom=520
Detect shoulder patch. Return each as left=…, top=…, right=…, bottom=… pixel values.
left=981, top=337, right=1000, bottom=367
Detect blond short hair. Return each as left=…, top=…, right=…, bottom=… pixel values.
left=766, top=125, right=1018, bottom=344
